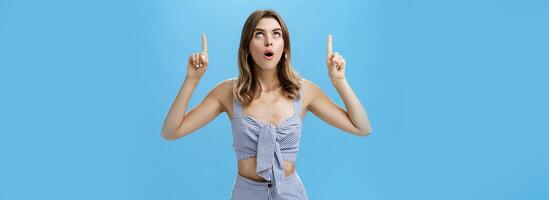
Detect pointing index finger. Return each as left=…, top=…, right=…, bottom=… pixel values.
left=202, top=33, right=208, bottom=54
left=327, top=34, right=332, bottom=56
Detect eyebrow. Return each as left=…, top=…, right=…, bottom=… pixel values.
left=253, top=28, right=282, bottom=32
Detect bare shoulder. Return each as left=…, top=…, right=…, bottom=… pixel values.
left=211, top=77, right=236, bottom=93
left=207, top=77, right=237, bottom=112
left=300, top=78, right=323, bottom=110
left=301, top=78, right=322, bottom=93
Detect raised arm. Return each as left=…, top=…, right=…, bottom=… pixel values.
left=307, top=34, right=372, bottom=136
left=161, top=34, right=224, bottom=141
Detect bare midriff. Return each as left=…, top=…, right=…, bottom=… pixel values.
left=237, top=157, right=295, bottom=182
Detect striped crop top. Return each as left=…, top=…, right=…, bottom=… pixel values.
left=231, top=84, right=303, bottom=195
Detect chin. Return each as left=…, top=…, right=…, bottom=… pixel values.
left=257, top=62, right=279, bottom=70
left=257, top=65, right=277, bottom=70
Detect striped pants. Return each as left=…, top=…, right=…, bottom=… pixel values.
left=231, top=172, right=308, bottom=200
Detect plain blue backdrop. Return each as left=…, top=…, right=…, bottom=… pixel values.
left=1, top=0, right=548, bottom=199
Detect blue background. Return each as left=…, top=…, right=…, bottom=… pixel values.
left=1, top=0, right=548, bottom=199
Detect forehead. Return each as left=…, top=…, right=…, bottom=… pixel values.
left=255, top=17, right=281, bottom=30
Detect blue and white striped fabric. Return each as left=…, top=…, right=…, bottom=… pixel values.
left=231, top=171, right=308, bottom=200
left=231, top=84, right=303, bottom=196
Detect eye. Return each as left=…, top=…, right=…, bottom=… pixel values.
left=273, top=31, right=281, bottom=38
left=254, top=32, right=263, bottom=38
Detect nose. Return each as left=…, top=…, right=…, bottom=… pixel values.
left=264, top=36, right=273, bottom=47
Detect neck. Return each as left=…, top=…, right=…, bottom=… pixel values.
left=253, top=67, right=280, bottom=92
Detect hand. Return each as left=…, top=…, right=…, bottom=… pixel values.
left=187, top=33, right=209, bottom=80
left=326, top=34, right=346, bottom=82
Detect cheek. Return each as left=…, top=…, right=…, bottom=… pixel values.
left=275, top=41, right=284, bottom=54
left=249, top=41, right=263, bottom=55
left=252, top=38, right=267, bottom=48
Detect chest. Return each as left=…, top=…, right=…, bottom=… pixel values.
left=243, top=95, right=295, bottom=126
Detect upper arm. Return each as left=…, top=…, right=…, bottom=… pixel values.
left=175, top=79, right=233, bottom=137
left=303, top=79, right=363, bottom=135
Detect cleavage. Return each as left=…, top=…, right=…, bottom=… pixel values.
left=243, top=97, right=294, bottom=126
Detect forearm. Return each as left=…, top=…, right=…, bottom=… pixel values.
left=332, top=78, right=372, bottom=134
left=161, top=76, right=200, bottom=139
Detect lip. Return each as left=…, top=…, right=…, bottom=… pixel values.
left=263, top=49, right=274, bottom=60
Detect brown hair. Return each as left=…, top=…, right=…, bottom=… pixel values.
left=234, top=9, right=302, bottom=105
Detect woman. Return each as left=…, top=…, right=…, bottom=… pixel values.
left=161, top=9, right=372, bottom=200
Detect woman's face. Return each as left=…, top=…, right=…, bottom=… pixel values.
left=248, top=17, right=284, bottom=71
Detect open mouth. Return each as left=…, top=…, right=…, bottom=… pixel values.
left=263, top=50, right=274, bottom=60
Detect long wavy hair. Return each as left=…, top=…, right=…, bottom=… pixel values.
left=234, top=9, right=302, bottom=105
